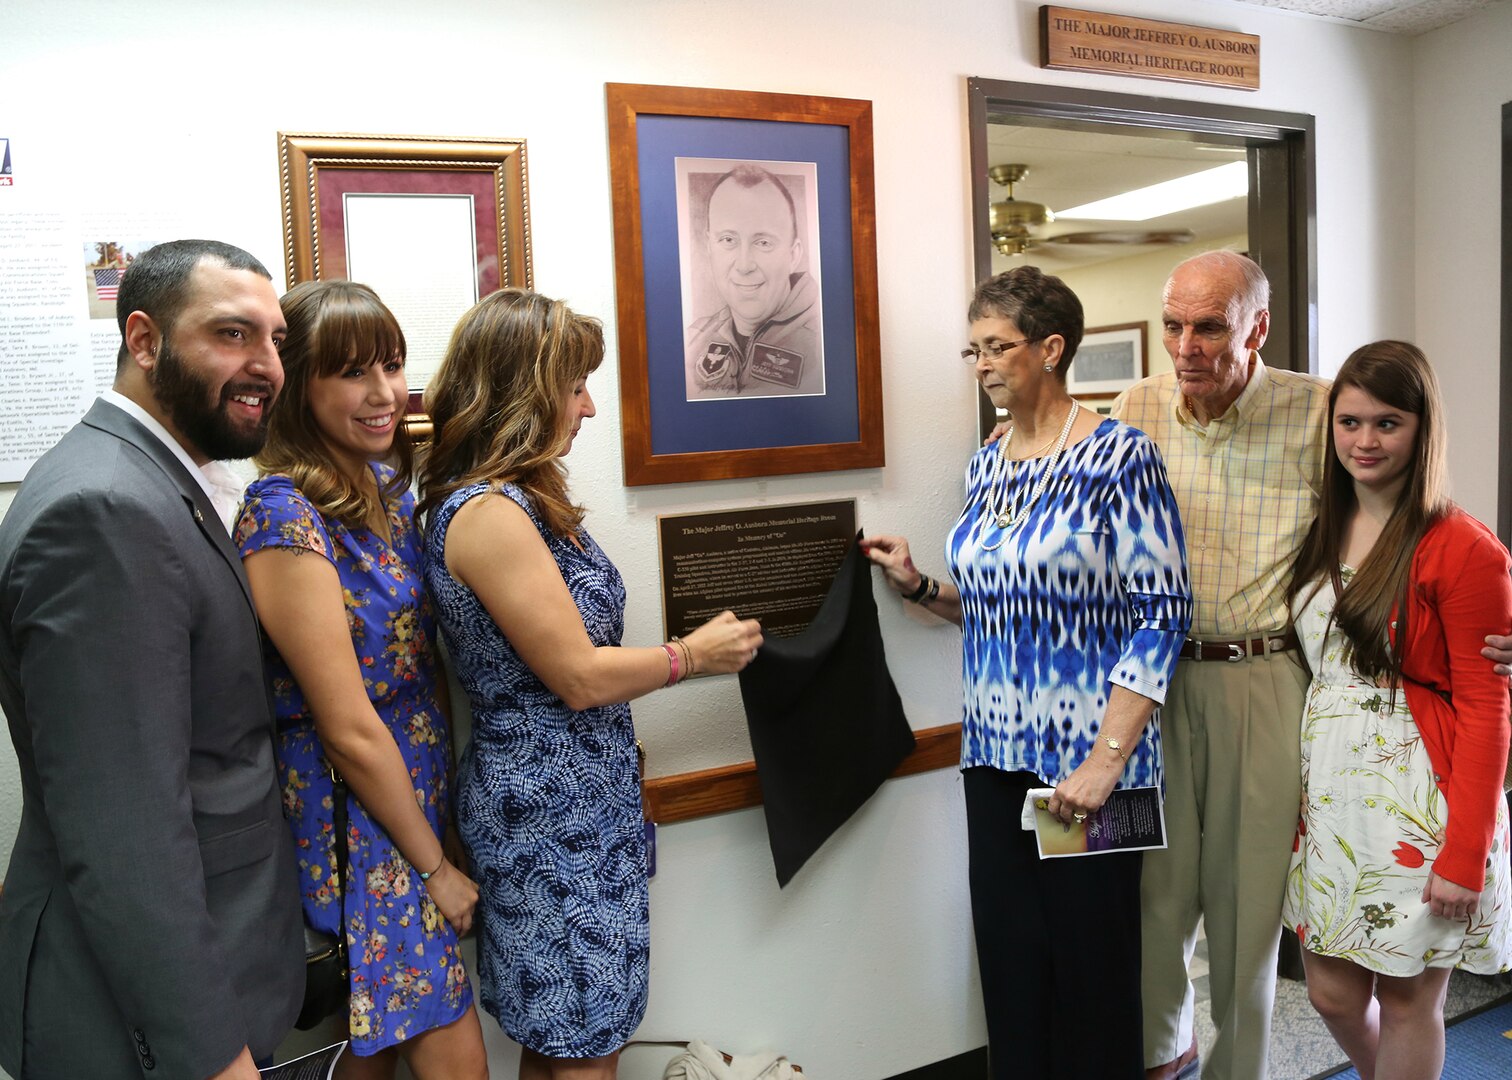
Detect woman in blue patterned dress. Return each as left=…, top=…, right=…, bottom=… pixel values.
left=235, top=281, right=487, bottom=1079
left=864, top=267, right=1191, bottom=1079
left=416, top=289, right=763, bottom=1079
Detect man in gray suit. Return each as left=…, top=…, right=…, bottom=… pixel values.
left=0, top=239, right=304, bottom=1078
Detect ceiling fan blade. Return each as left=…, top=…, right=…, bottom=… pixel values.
left=1044, top=229, right=1196, bottom=246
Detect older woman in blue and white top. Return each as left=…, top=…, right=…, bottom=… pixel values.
left=864, top=266, right=1191, bottom=1080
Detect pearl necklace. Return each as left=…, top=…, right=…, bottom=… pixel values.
left=979, top=401, right=1080, bottom=551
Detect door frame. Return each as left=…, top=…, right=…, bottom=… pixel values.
left=967, top=78, right=1317, bottom=437
left=1498, top=100, right=1511, bottom=546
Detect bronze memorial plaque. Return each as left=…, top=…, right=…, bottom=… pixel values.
left=658, top=499, right=858, bottom=640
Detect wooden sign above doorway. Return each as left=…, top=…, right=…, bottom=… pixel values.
left=1040, top=6, right=1260, bottom=91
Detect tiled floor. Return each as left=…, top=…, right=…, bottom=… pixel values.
left=1187, top=927, right=1511, bottom=1080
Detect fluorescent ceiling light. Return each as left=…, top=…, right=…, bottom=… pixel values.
left=1056, top=161, right=1248, bottom=221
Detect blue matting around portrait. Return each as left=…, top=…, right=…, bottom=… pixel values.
left=637, top=114, right=859, bottom=456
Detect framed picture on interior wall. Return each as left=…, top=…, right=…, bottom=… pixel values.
left=277, top=132, right=532, bottom=437
left=1067, top=321, right=1148, bottom=400
left=606, top=83, right=884, bottom=485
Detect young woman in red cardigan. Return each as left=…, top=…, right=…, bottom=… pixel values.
left=1283, top=340, right=1512, bottom=1080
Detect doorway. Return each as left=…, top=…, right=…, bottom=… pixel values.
left=967, top=78, right=1316, bottom=437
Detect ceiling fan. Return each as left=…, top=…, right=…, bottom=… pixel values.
left=989, top=164, right=1195, bottom=256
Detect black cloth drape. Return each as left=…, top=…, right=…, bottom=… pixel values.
left=737, top=532, right=915, bottom=886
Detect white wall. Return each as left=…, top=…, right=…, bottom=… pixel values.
left=0, top=1, right=1455, bottom=1076
left=1413, top=2, right=1512, bottom=526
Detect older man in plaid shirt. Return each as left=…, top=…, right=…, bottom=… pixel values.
left=1114, top=250, right=1326, bottom=1080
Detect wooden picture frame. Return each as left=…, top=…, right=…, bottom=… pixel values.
left=1067, top=321, right=1148, bottom=400
left=606, top=84, right=884, bottom=485
left=277, top=132, right=532, bottom=437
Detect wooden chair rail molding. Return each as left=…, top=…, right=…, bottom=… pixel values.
left=641, top=722, right=963, bottom=824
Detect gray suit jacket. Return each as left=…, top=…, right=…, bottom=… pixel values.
left=0, top=400, right=303, bottom=1078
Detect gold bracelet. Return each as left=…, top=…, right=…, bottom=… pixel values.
left=671, top=635, right=695, bottom=679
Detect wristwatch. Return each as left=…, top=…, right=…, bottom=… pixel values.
left=1101, top=734, right=1128, bottom=761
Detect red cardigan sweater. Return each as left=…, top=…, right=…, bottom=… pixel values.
left=1392, top=509, right=1512, bottom=891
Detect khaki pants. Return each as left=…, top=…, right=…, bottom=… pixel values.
left=1141, top=651, right=1308, bottom=1080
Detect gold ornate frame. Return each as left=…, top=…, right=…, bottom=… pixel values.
left=277, top=132, right=532, bottom=437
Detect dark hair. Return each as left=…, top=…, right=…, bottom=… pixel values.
left=707, top=163, right=798, bottom=240
left=115, top=239, right=272, bottom=369
left=967, top=266, right=1084, bottom=378
left=418, top=289, right=604, bottom=536
left=1288, top=340, right=1450, bottom=685
left=254, top=281, right=412, bottom=526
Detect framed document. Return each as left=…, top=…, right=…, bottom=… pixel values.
left=277, top=132, right=532, bottom=434
left=1067, top=322, right=1148, bottom=399
left=606, top=84, right=885, bottom=485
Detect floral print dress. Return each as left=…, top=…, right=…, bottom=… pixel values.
left=235, top=467, right=473, bottom=1055
left=1283, top=569, right=1512, bottom=976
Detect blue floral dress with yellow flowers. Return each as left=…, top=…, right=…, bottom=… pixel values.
left=235, top=466, right=472, bottom=1056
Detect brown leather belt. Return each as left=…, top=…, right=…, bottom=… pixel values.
left=1178, top=629, right=1299, bottom=663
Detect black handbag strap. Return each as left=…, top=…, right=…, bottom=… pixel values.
left=332, top=771, right=349, bottom=962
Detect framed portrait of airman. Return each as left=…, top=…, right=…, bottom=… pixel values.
left=277, top=131, right=532, bottom=438
left=606, top=83, right=885, bottom=485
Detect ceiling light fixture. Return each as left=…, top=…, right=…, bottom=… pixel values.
left=1056, top=160, right=1248, bottom=222
left=988, top=164, right=1053, bottom=257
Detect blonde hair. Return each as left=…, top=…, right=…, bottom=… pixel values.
left=418, top=289, right=603, bottom=536
left=254, top=280, right=411, bottom=525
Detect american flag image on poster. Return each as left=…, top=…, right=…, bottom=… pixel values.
left=94, top=268, right=122, bottom=300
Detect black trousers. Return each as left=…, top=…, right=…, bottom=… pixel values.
left=965, top=767, right=1145, bottom=1080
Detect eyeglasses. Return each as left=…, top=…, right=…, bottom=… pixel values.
left=960, top=338, right=1040, bottom=363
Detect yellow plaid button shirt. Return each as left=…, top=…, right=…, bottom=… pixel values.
left=1112, top=357, right=1329, bottom=638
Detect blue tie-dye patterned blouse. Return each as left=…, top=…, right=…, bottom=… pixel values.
left=947, top=417, right=1192, bottom=789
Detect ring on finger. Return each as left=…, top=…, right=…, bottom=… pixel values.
left=1072, top=811, right=1087, bottom=823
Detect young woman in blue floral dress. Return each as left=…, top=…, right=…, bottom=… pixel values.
left=235, top=281, right=487, bottom=1079
left=417, top=289, right=762, bottom=1080
left=1285, top=340, right=1512, bottom=1080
